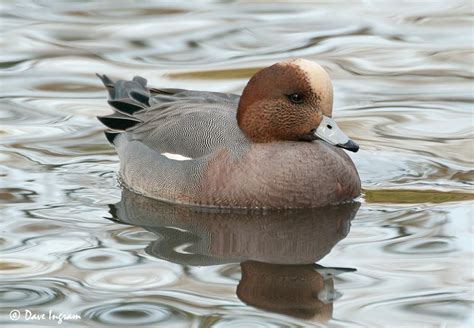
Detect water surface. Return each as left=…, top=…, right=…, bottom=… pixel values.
left=1, top=1, right=473, bottom=327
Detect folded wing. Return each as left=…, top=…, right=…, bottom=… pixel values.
left=97, top=74, right=245, bottom=159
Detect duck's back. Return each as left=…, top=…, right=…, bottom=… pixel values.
left=98, top=75, right=247, bottom=158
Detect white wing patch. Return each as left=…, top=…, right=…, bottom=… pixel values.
left=161, top=152, right=193, bottom=161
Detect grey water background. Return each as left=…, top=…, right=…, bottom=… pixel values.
left=0, top=0, right=473, bottom=327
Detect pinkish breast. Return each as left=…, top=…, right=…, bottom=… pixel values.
left=199, top=141, right=361, bottom=209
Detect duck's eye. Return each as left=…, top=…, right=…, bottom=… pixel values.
left=288, top=93, right=304, bottom=104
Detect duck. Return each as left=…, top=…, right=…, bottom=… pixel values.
left=97, top=58, right=361, bottom=209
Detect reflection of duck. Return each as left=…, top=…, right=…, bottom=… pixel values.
left=109, top=189, right=359, bottom=320
left=98, top=58, right=360, bottom=209
left=238, top=262, right=355, bottom=320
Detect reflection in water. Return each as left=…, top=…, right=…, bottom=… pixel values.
left=238, top=262, right=354, bottom=320
left=109, top=189, right=359, bottom=321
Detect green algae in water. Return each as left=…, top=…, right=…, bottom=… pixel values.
left=364, top=189, right=474, bottom=204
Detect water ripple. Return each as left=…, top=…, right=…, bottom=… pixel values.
left=83, top=265, right=179, bottom=292
left=0, top=281, right=65, bottom=308
left=81, top=301, right=190, bottom=326
left=68, top=248, right=140, bottom=270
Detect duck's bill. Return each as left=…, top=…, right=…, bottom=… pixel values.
left=314, top=116, right=359, bottom=153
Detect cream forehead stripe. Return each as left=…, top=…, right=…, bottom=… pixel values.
left=292, top=59, right=333, bottom=97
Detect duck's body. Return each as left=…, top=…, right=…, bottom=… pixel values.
left=98, top=59, right=361, bottom=209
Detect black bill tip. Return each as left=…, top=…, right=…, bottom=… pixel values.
left=337, top=140, right=359, bottom=153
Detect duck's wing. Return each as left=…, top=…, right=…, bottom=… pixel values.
left=97, top=74, right=246, bottom=158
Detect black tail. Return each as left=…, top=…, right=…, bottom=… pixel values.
left=96, top=74, right=151, bottom=144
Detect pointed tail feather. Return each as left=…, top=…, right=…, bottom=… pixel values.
left=97, top=74, right=152, bottom=145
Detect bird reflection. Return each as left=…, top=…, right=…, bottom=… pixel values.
left=108, top=189, right=359, bottom=321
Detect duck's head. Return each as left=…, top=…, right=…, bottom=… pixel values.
left=237, top=58, right=358, bottom=152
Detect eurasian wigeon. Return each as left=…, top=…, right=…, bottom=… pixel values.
left=98, top=58, right=361, bottom=208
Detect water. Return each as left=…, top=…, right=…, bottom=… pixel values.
left=1, top=0, right=473, bottom=326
